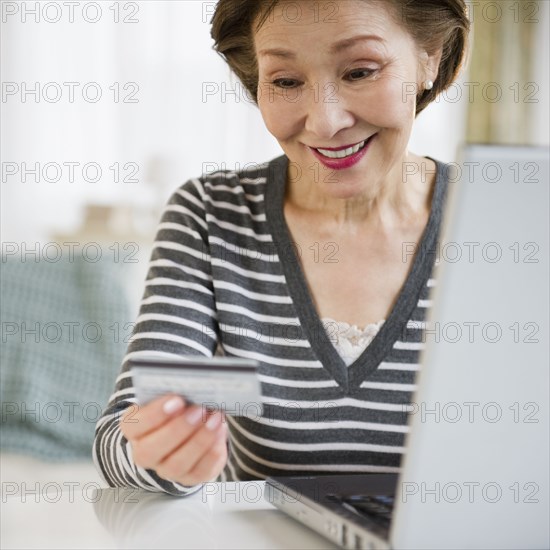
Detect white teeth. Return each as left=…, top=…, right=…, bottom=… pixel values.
left=316, top=139, right=366, bottom=159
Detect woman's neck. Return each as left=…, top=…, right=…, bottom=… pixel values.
left=284, top=154, right=437, bottom=234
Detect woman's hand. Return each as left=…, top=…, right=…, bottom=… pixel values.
left=120, top=395, right=229, bottom=486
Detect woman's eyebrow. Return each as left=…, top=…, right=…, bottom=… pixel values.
left=258, top=34, right=385, bottom=60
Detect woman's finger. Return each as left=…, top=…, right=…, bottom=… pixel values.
left=120, top=394, right=185, bottom=440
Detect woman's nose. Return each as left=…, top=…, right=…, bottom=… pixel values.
left=303, top=83, right=355, bottom=141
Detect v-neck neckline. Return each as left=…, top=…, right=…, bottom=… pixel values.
left=265, top=155, right=448, bottom=393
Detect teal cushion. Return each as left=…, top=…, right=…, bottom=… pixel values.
left=1, top=254, right=130, bottom=461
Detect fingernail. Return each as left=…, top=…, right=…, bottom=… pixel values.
left=185, top=407, right=204, bottom=426
left=163, top=397, right=183, bottom=415
left=205, top=412, right=223, bottom=431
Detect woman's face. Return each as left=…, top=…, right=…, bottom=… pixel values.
left=254, top=0, right=438, bottom=201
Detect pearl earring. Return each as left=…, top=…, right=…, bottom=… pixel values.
left=424, top=80, right=434, bottom=91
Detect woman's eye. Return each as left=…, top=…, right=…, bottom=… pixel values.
left=346, top=68, right=377, bottom=81
left=272, top=78, right=300, bottom=89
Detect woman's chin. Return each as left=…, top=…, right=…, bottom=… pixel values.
left=320, top=178, right=378, bottom=201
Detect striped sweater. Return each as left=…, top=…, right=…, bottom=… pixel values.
left=93, top=153, right=448, bottom=496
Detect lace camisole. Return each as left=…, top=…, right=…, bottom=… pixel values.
left=321, top=318, right=385, bottom=366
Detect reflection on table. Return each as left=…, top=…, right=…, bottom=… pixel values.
left=2, top=481, right=334, bottom=549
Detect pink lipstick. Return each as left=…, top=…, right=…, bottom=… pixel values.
left=308, top=134, right=377, bottom=170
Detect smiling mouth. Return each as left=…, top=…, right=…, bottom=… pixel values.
left=310, top=136, right=375, bottom=159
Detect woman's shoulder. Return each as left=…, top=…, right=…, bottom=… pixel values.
left=423, top=156, right=455, bottom=186
left=171, top=154, right=286, bottom=207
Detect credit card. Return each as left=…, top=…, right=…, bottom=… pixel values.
left=130, top=356, right=263, bottom=418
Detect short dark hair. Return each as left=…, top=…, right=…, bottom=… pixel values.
left=211, top=0, right=471, bottom=116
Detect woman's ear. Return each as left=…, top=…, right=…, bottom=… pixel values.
left=422, top=48, right=443, bottom=86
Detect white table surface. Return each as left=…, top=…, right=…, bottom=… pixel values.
left=1, top=481, right=335, bottom=549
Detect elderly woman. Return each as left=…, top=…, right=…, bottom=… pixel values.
left=94, top=0, right=470, bottom=496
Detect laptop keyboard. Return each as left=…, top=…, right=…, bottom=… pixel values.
left=327, top=494, right=395, bottom=529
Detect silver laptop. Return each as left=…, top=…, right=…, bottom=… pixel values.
left=265, top=144, right=550, bottom=549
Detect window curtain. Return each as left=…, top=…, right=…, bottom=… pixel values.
left=466, top=0, right=544, bottom=145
